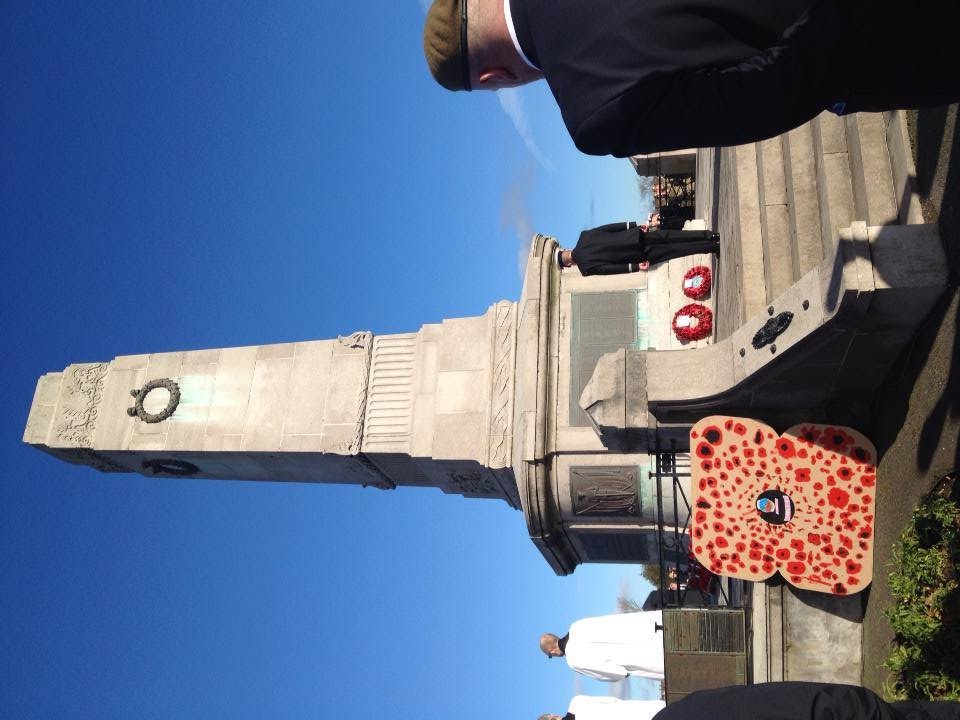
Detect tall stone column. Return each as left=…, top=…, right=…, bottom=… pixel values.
left=23, top=301, right=520, bottom=508
left=25, top=232, right=675, bottom=576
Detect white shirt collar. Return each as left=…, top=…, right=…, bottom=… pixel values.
left=503, top=0, right=539, bottom=70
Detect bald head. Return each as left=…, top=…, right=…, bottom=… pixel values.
left=539, top=632, right=564, bottom=658
left=424, top=0, right=543, bottom=92
left=556, top=249, right=575, bottom=269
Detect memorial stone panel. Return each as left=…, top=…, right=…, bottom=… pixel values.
left=569, top=291, right=644, bottom=426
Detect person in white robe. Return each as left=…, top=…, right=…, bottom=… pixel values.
left=540, top=611, right=665, bottom=681
left=539, top=695, right=666, bottom=720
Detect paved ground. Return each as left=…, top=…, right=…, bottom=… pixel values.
left=860, top=105, right=960, bottom=694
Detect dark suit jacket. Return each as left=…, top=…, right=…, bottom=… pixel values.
left=571, top=222, right=644, bottom=276
left=653, top=683, right=921, bottom=720
left=509, top=0, right=849, bottom=156
left=658, top=202, right=695, bottom=230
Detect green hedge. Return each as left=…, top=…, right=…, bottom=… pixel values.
left=884, top=484, right=960, bottom=700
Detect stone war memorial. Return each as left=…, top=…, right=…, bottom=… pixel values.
left=23, top=110, right=949, bottom=698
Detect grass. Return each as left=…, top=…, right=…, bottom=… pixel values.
left=884, top=474, right=960, bottom=700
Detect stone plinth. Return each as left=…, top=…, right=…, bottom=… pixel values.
left=512, top=235, right=690, bottom=575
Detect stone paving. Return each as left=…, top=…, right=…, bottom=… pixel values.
left=860, top=104, right=960, bottom=694
left=697, top=146, right=746, bottom=341
left=693, top=105, right=959, bottom=691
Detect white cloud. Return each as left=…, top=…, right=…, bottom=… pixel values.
left=497, top=88, right=554, bottom=171
left=416, top=0, right=553, bottom=173
left=500, top=160, right=538, bottom=277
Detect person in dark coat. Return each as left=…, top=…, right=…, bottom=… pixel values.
left=556, top=222, right=719, bottom=276
left=652, top=683, right=959, bottom=720
left=650, top=203, right=696, bottom=231
left=423, top=0, right=960, bottom=156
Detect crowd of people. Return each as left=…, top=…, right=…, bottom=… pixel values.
left=535, top=611, right=958, bottom=720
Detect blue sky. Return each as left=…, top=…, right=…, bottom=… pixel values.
left=1, top=2, right=654, bottom=717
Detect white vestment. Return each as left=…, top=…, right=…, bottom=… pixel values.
left=567, top=695, right=666, bottom=720
left=565, top=611, right=665, bottom=681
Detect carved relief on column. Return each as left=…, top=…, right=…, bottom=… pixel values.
left=48, top=447, right=130, bottom=473
left=489, top=467, right=521, bottom=509
left=487, top=301, right=516, bottom=469
left=569, top=466, right=641, bottom=518
left=337, top=331, right=373, bottom=455
left=54, top=363, right=110, bottom=448
left=447, top=468, right=498, bottom=497
left=337, top=331, right=373, bottom=350
left=344, top=454, right=397, bottom=490
left=441, top=465, right=518, bottom=507
left=361, top=333, right=417, bottom=453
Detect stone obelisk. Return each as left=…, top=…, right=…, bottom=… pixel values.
left=23, top=301, right=521, bottom=508
left=24, top=234, right=671, bottom=576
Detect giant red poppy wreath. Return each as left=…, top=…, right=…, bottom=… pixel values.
left=689, top=416, right=877, bottom=595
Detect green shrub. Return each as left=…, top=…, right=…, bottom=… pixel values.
left=884, top=484, right=960, bottom=700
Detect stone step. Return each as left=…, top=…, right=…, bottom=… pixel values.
left=757, top=138, right=795, bottom=303
left=694, top=147, right=719, bottom=229
left=783, top=587, right=863, bottom=683
left=783, top=122, right=824, bottom=278
left=751, top=582, right=785, bottom=682
left=733, top=143, right=768, bottom=321
left=845, top=113, right=898, bottom=226
left=812, top=112, right=855, bottom=258
left=882, top=110, right=925, bottom=225
left=714, top=145, right=745, bottom=340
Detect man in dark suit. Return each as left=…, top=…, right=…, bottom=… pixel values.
left=653, top=682, right=959, bottom=720
left=423, top=0, right=960, bottom=156
left=557, top=222, right=719, bottom=276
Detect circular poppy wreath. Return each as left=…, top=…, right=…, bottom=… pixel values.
left=682, top=265, right=712, bottom=300
left=672, top=303, right=713, bottom=341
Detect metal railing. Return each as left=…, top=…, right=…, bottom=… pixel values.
left=653, top=437, right=751, bottom=701
left=649, top=151, right=696, bottom=229
left=652, top=436, right=747, bottom=609
left=653, top=173, right=696, bottom=211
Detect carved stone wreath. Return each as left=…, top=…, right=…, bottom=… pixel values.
left=141, top=458, right=199, bottom=476
left=127, top=379, right=181, bottom=423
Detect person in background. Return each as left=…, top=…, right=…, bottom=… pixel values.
left=655, top=682, right=959, bottom=720
left=540, top=611, right=665, bottom=682
left=556, top=222, right=718, bottom=276
left=539, top=695, right=666, bottom=720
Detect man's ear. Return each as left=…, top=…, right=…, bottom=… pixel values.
left=477, top=67, right=517, bottom=86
